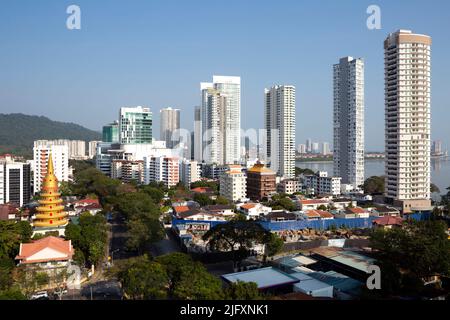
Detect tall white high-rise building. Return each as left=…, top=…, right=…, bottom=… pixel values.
left=160, top=107, right=180, bottom=149
left=119, top=106, right=153, bottom=144
left=193, top=106, right=202, bottom=161
left=201, top=76, right=241, bottom=165
left=321, top=142, right=330, bottom=155
left=384, top=30, right=432, bottom=212
left=333, top=56, right=365, bottom=189
left=265, top=85, right=296, bottom=178
left=33, top=144, right=69, bottom=193
left=88, top=141, right=100, bottom=159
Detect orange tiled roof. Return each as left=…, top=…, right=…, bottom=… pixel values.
left=346, top=207, right=367, bottom=214
left=316, top=210, right=334, bottom=218
left=191, top=187, right=211, bottom=193
left=305, top=210, right=321, bottom=218
left=373, top=216, right=404, bottom=226
left=301, top=199, right=329, bottom=205
left=240, top=203, right=257, bottom=210
left=15, top=236, right=73, bottom=264
left=173, top=206, right=190, bottom=214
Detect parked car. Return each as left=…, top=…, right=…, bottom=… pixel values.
left=30, top=291, right=49, bottom=300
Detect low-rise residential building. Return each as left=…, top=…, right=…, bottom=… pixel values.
left=297, top=199, right=331, bottom=211
left=335, top=207, right=370, bottom=219
left=237, top=203, right=272, bottom=219
left=219, top=165, right=247, bottom=202
left=372, top=216, right=404, bottom=230
left=331, top=198, right=358, bottom=210
left=302, top=171, right=341, bottom=196
left=302, top=210, right=334, bottom=220
left=177, top=209, right=229, bottom=221
left=277, top=179, right=301, bottom=195
left=369, top=206, right=400, bottom=217
left=202, top=205, right=235, bottom=216
left=0, top=203, right=18, bottom=221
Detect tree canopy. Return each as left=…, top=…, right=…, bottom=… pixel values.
left=369, top=220, right=450, bottom=297
left=361, top=176, right=385, bottom=194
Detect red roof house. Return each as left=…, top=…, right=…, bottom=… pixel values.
left=15, top=236, right=74, bottom=265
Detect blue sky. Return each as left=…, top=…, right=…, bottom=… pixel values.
left=0, top=0, right=449, bottom=151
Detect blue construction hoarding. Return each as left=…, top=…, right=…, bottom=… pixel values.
left=172, top=212, right=430, bottom=232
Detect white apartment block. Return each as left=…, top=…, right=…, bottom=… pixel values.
left=0, top=156, right=31, bottom=207
left=302, top=171, right=341, bottom=196
left=143, top=156, right=180, bottom=188
left=33, top=144, right=69, bottom=193
left=34, top=140, right=86, bottom=160
left=160, top=107, right=180, bottom=149
left=111, top=160, right=144, bottom=183
left=180, top=160, right=201, bottom=187
left=277, top=179, right=301, bottom=195
left=219, top=165, right=247, bottom=202
left=265, top=85, right=296, bottom=178
left=201, top=76, right=241, bottom=165
left=384, top=30, right=432, bottom=211
left=333, top=57, right=365, bottom=189
left=88, top=141, right=100, bottom=159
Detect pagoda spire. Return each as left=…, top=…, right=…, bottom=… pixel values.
left=33, top=153, right=68, bottom=228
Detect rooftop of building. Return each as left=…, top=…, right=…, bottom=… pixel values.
left=247, top=163, right=276, bottom=175
left=222, top=267, right=299, bottom=290
left=15, top=236, right=74, bottom=264
left=373, top=216, right=404, bottom=226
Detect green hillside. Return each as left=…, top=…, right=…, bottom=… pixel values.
left=0, top=113, right=102, bottom=158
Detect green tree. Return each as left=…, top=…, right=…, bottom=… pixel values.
left=193, top=193, right=213, bottom=206
left=126, top=215, right=164, bottom=254
left=430, top=183, right=440, bottom=194
left=295, top=167, right=315, bottom=177
left=215, top=196, right=230, bottom=205
left=0, top=258, right=14, bottom=290
left=265, top=233, right=284, bottom=257
left=361, top=176, right=385, bottom=194
left=156, top=253, right=223, bottom=300
left=202, top=220, right=272, bottom=268
left=0, top=287, right=27, bottom=300
left=224, top=281, right=263, bottom=300
left=369, top=220, right=450, bottom=297
left=116, top=255, right=168, bottom=300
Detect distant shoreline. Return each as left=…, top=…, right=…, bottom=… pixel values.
left=295, top=157, right=385, bottom=163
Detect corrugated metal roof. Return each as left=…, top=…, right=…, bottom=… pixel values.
left=222, top=267, right=299, bottom=289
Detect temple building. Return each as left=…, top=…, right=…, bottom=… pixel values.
left=33, top=154, right=68, bottom=236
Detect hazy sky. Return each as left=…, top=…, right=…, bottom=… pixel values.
left=1, top=0, right=449, bottom=151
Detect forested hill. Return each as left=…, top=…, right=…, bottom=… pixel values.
left=0, top=113, right=101, bottom=158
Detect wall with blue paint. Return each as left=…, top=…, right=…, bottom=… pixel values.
left=172, top=212, right=430, bottom=232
